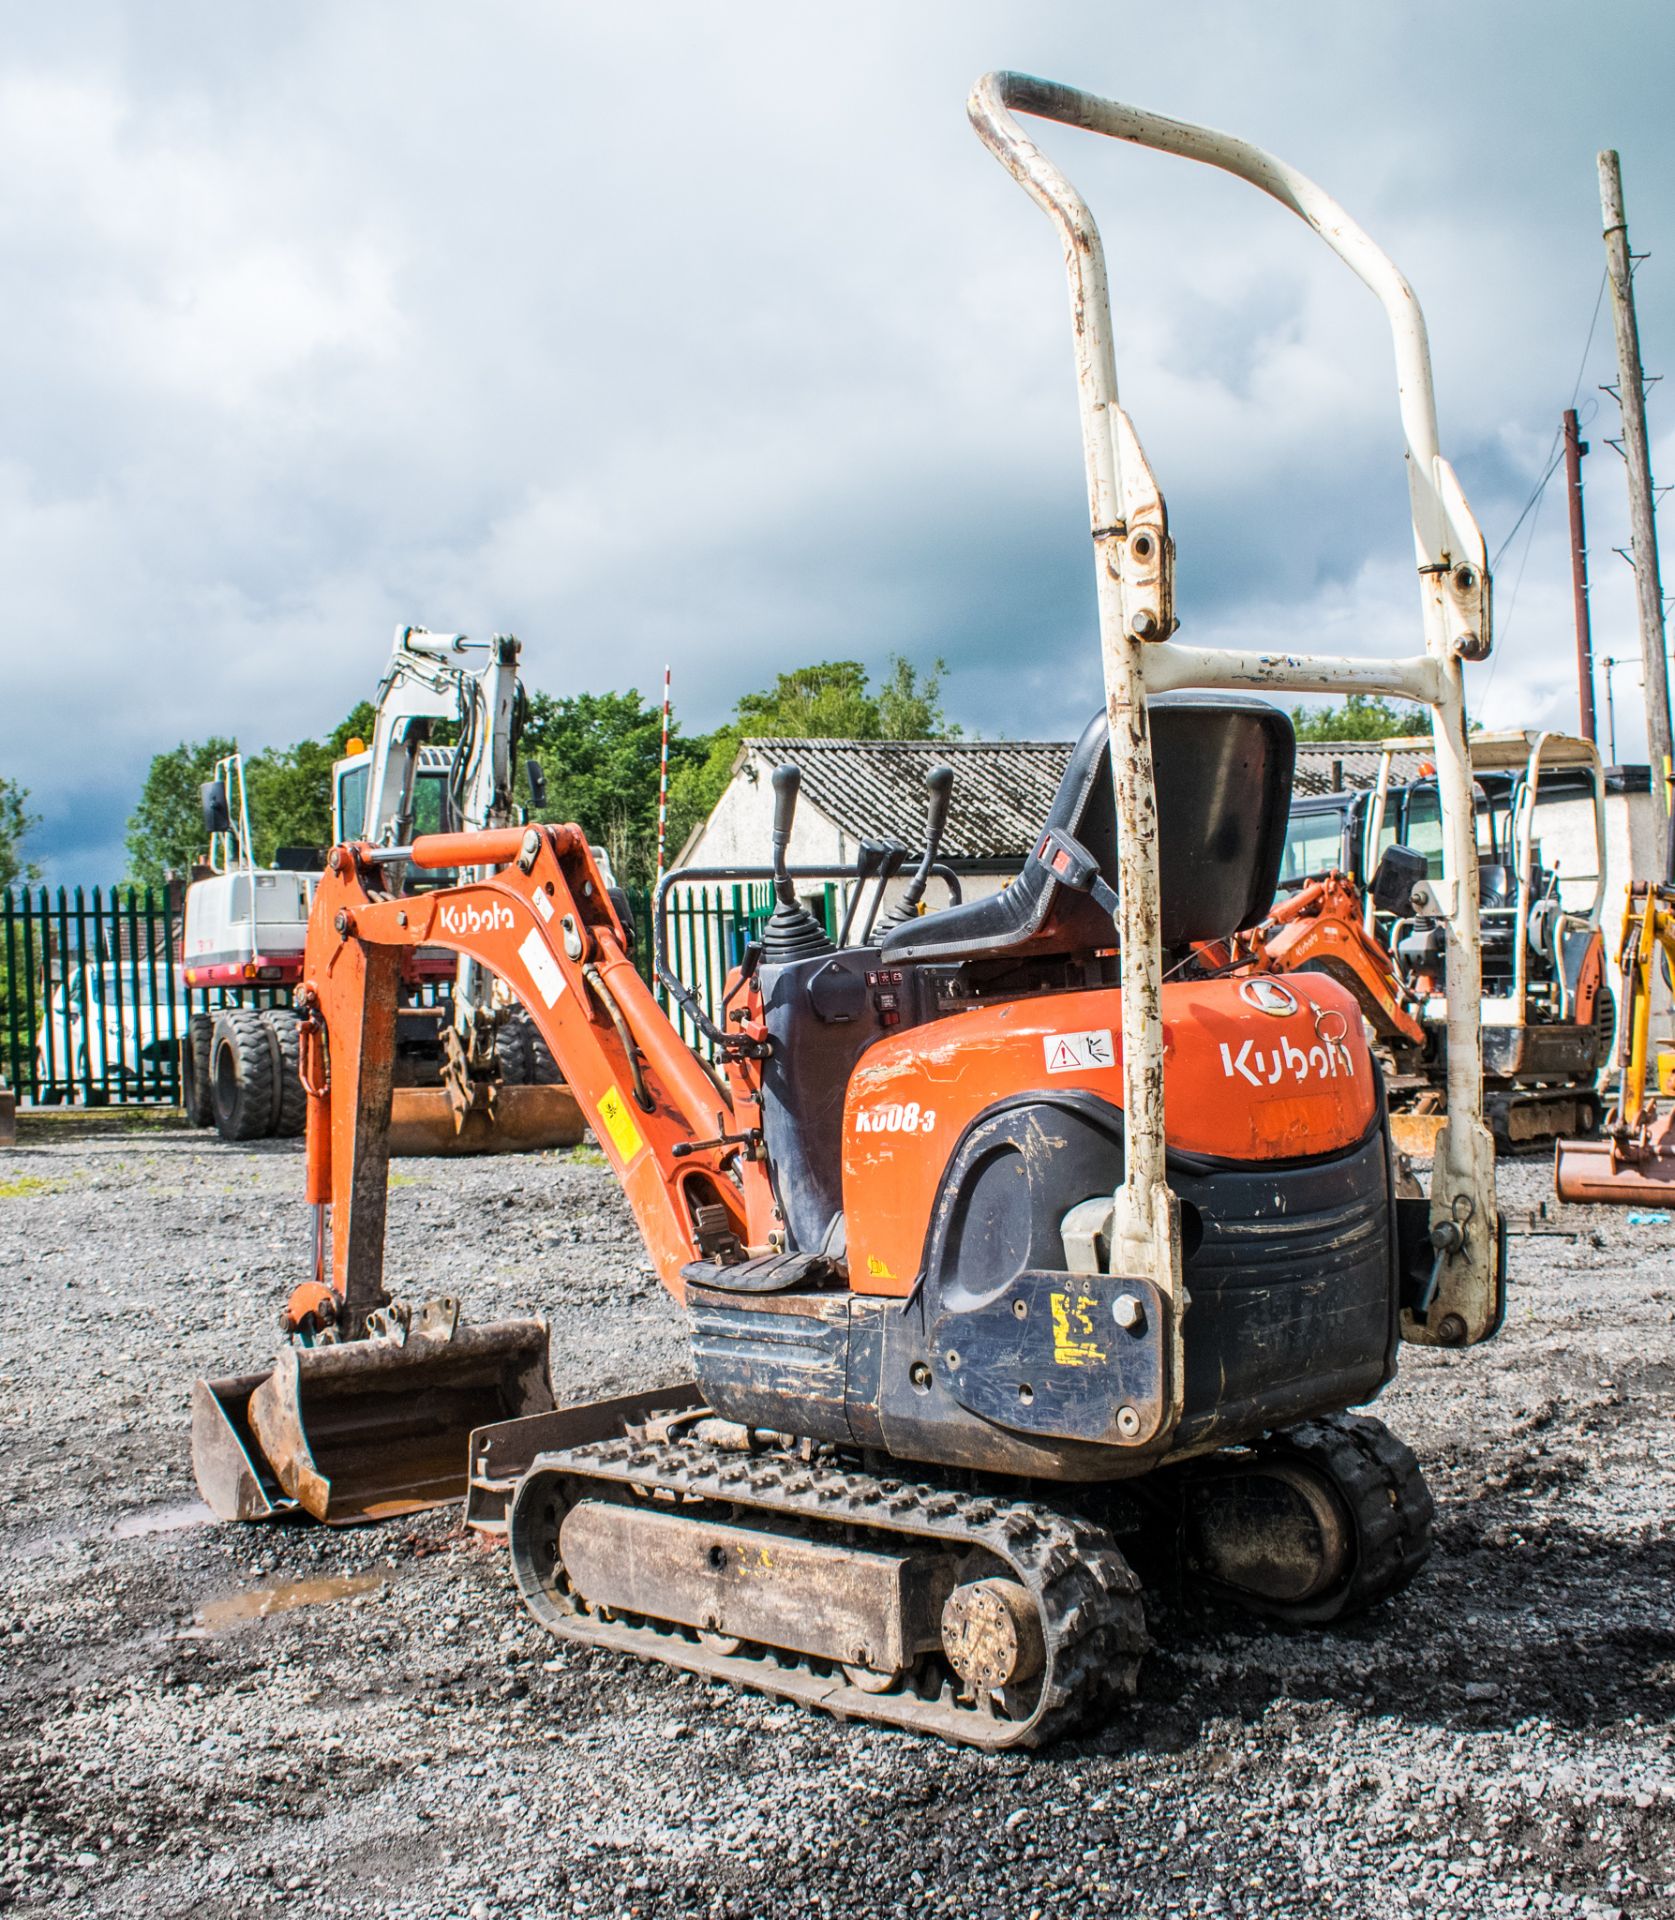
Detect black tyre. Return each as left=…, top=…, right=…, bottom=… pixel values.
left=1592, top=982, right=1617, bottom=1074
left=210, top=1009, right=276, bottom=1142
left=263, top=1007, right=308, bottom=1137
left=182, top=1012, right=215, bottom=1127
left=499, top=1008, right=558, bottom=1085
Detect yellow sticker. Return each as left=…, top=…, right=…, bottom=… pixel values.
left=1050, top=1291, right=1108, bottom=1367
left=866, top=1254, right=896, bottom=1281
left=596, top=1084, right=646, bottom=1165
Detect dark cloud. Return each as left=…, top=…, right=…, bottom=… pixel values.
left=3, top=1, right=1673, bottom=881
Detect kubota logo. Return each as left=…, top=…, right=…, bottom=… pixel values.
left=439, top=901, right=514, bottom=937
left=1219, top=1009, right=1353, bottom=1089
left=1238, top=978, right=1299, bottom=1016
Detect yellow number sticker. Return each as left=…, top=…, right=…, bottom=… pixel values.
left=1050, top=1291, right=1108, bottom=1367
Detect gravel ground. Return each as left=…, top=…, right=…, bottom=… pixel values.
left=0, top=1114, right=1671, bottom=1920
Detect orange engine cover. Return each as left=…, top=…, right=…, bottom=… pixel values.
left=842, top=974, right=1377, bottom=1297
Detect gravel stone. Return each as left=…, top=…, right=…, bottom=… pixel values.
left=0, top=1122, right=1671, bottom=1917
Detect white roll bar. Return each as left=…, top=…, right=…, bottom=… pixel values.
left=968, top=72, right=1500, bottom=1367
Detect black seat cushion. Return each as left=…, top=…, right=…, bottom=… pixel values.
left=881, top=694, right=1294, bottom=965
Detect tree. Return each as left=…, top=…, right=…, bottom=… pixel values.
left=0, top=777, right=40, bottom=886
left=124, top=738, right=237, bottom=885
left=667, top=654, right=960, bottom=856
left=1290, top=694, right=1428, bottom=743
left=523, top=690, right=703, bottom=888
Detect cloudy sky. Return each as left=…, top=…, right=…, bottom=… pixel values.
left=4, top=1, right=1672, bottom=882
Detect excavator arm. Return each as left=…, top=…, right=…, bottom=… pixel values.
left=1232, top=874, right=1427, bottom=1052
left=293, top=823, right=773, bottom=1337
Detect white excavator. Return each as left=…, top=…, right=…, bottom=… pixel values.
left=180, top=626, right=587, bottom=1152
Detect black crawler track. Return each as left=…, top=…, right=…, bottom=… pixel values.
left=1248, top=1412, right=1435, bottom=1625
left=507, top=1436, right=1147, bottom=1749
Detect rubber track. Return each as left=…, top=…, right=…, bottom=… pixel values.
left=509, top=1436, right=1147, bottom=1749
left=1267, top=1411, right=1434, bottom=1623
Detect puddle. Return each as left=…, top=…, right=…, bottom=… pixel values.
left=194, top=1571, right=385, bottom=1630
left=114, top=1500, right=216, bottom=1539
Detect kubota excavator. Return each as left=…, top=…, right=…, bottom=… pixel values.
left=193, top=75, right=1506, bottom=1749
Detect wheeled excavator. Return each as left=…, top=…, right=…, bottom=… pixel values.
left=182, top=626, right=587, bottom=1153
left=193, top=75, right=1506, bottom=1749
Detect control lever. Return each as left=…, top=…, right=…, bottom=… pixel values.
left=877, top=765, right=955, bottom=935
left=837, top=841, right=896, bottom=946
left=760, top=764, right=835, bottom=965
left=770, top=764, right=800, bottom=906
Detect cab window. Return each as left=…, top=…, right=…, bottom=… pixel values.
left=337, top=764, right=369, bottom=842
left=412, top=771, right=450, bottom=837
left=1380, top=788, right=1446, bottom=869
left=1278, top=815, right=1346, bottom=885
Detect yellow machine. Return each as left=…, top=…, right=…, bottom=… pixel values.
left=1555, top=878, right=1675, bottom=1202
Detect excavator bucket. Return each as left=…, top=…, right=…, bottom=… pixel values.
left=193, top=1320, right=553, bottom=1526
left=1554, top=1115, right=1675, bottom=1206
left=387, top=1084, right=587, bottom=1157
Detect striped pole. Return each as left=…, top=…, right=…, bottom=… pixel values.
left=656, top=664, right=672, bottom=882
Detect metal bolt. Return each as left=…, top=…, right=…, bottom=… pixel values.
left=1436, top=1313, right=1468, bottom=1347
left=1112, top=1292, right=1145, bottom=1331
left=517, top=827, right=543, bottom=875
left=1130, top=608, right=1159, bottom=640
left=909, top=1362, right=932, bottom=1393
left=396, top=910, right=408, bottom=928
left=333, top=910, right=351, bottom=936
left=1115, top=1405, right=1142, bottom=1438
left=328, top=848, right=343, bottom=874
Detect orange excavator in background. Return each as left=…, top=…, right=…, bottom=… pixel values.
left=1195, top=860, right=1429, bottom=1071
left=191, top=74, right=1508, bottom=1748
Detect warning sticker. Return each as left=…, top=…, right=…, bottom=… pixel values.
left=518, top=928, right=566, bottom=1009
left=1042, top=1028, right=1115, bottom=1075
left=597, top=1084, right=646, bottom=1166
left=531, top=887, right=555, bottom=924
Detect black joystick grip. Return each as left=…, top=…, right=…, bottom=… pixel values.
left=771, top=764, right=801, bottom=904
left=761, top=762, right=834, bottom=965
left=921, top=764, right=954, bottom=854
left=877, top=764, right=956, bottom=932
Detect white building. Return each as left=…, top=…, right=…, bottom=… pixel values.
left=674, top=735, right=1075, bottom=927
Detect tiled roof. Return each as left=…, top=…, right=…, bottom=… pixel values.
left=1292, top=741, right=1432, bottom=797
left=744, top=737, right=1072, bottom=863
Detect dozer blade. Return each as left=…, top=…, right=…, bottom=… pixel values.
left=388, top=1085, right=586, bottom=1157
left=464, top=1380, right=706, bottom=1537
left=1554, top=1133, right=1675, bottom=1206
left=204, top=1321, right=554, bottom=1526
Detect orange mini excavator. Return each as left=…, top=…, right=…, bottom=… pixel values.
left=192, top=75, right=1506, bottom=1748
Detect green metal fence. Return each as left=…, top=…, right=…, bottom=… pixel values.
left=3, top=886, right=190, bottom=1107
left=1, top=878, right=764, bottom=1107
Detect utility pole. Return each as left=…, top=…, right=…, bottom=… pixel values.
left=1602, top=654, right=1620, bottom=764
left=1563, top=407, right=1597, bottom=741
left=1599, top=150, right=1670, bottom=803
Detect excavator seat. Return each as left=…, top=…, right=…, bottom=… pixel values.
left=880, top=694, right=1294, bottom=966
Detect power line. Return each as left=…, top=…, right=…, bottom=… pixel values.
left=1477, top=272, right=1611, bottom=712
